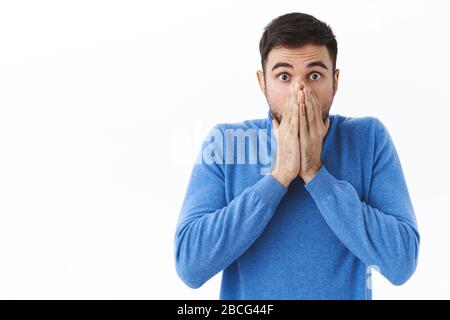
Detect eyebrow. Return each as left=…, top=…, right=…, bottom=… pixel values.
left=271, top=60, right=329, bottom=72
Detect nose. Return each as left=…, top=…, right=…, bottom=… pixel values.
left=299, top=81, right=306, bottom=90
left=292, top=81, right=307, bottom=91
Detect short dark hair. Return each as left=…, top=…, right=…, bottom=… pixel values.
left=259, top=12, right=338, bottom=74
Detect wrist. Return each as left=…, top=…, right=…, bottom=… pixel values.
left=301, top=172, right=316, bottom=184
left=271, top=170, right=293, bottom=188
left=300, top=165, right=322, bottom=184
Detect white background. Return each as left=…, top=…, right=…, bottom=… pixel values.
left=0, top=0, right=449, bottom=299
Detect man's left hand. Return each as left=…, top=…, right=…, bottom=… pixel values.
left=298, top=86, right=330, bottom=184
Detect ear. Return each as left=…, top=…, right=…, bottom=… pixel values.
left=333, top=69, right=340, bottom=96
left=256, top=70, right=265, bottom=93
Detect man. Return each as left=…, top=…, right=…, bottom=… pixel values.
left=174, top=12, right=420, bottom=299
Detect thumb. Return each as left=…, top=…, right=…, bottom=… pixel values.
left=272, top=118, right=279, bottom=129
left=272, top=119, right=279, bottom=140
left=324, top=118, right=330, bottom=133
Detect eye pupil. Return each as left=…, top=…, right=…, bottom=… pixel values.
left=281, top=74, right=288, bottom=81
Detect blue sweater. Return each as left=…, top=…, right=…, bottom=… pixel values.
left=174, top=111, right=420, bottom=299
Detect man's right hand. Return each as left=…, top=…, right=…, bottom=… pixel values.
left=270, top=83, right=302, bottom=188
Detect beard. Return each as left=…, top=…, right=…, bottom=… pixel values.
left=269, top=108, right=283, bottom=123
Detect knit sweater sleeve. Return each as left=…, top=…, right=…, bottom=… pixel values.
left=304, top=118, right=420, bottom=285
left=174, top=125, right=287, bottom=288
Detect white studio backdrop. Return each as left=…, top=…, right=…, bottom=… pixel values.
left=0, top=0, right=448, bottom=299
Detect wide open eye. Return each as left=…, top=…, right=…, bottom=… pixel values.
left=310, top=72, right=321, bottom=80
left=278, top=73, right=290, bottom=82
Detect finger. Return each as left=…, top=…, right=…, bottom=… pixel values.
left=292, top=98, right=299, bottom=130
left=272, top=118, right=279, bottom=129
left=297, top=89, right=305, bottom=106
left=282, top=85, right=297, bottom=124
left=299, top=103, right=308, bottom=140
left=280, top=86, right=295, bottom=124
left=304, top=88, right=316, bottom=134
left=296, top=89, right=303, bottom=127
left=287, top=84, right=299, bottom=124
left=310, top=89, right=324, bottom=129
left=324, top=117, right=330, bottom=133
left=281, top=102, right=289, bottom=126
left=271, top=119, right=281, bottom=167
left=272, top=119, right=279, bottom=141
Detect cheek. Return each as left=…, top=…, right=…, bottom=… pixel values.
left=267, top=82, right=289, bottom=109
left=312, top=84, right=334, bottom=110
left=320, top=97, right=332, bottom=112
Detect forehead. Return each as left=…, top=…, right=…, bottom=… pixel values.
left=267, top=44, right=331, bottom=70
